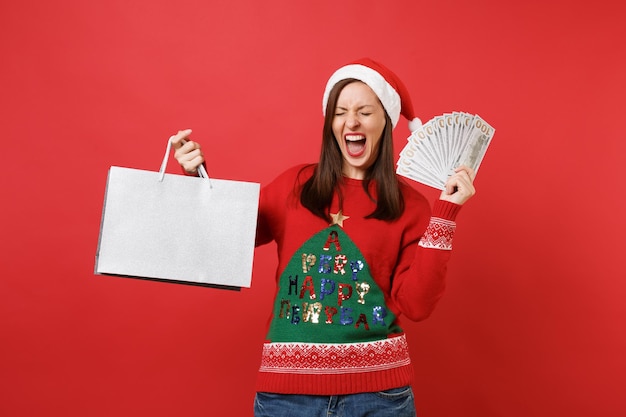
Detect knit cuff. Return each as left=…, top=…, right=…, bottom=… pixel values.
left=419, top=217, right=456, bottom=250
left=431, top=199, right=462, bottom=221
left=417, top=200, right=461, bottom=250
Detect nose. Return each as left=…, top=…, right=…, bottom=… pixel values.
left=346, top=113, right=360, bottom=129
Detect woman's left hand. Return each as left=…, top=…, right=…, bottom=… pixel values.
left=439, top=165, right=476, bottom=205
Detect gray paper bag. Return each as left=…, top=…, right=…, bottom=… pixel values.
left=95, top=139, right=260, bottom=289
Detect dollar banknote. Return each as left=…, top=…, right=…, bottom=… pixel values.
left=397, top=113, right=495, bottom=190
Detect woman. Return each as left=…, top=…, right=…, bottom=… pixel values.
left=172, top=58, right=475, bottom=417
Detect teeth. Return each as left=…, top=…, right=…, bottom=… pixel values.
left=346, top=135, right=365, bottom=141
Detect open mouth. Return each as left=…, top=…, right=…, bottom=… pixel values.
left=345, top=134, right=366, bottom=157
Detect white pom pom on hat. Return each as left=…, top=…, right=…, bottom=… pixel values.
left=322, top=58, right=422, bottom=132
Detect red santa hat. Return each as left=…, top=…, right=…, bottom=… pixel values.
left=322, top=58, right=422, bottom=132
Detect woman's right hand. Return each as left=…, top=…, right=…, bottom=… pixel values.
left=170, top=129, right=205, bottom=175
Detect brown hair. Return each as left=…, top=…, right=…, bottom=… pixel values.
left=299, top=78, right=404, bottom=222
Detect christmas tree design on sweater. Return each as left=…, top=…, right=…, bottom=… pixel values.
left=260, top=212, right=410, bottom=376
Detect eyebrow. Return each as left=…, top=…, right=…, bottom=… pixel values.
left=335, top=104, right=376, bottom=110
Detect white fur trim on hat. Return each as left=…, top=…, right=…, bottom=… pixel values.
left=322, top=64, right=401, bottom=128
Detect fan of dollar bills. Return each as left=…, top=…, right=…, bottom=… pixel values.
left=396, top=112, right=495, bottom=190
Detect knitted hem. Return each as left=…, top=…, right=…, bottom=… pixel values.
left=255, top=363, right=414, bottom=395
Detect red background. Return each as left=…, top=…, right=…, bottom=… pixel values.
left=1, top=1, right=625, bottom=416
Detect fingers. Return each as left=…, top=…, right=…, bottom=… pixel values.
left=170, top=129, right=193, bottom=149
left=170, top=129, right=205, bottom=174
left=439, top=165, right=477, bottom=205
left=454, top=165, right=476, bottom=182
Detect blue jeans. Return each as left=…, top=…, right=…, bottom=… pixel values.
left=253, top=386, right=417, bottom=417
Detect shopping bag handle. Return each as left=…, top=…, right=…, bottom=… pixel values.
left=158, top=136, right=212, bottom=187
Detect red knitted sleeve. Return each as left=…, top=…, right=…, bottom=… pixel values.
left=255, top=164, right=313, bottom=247
left=391, top=199, right=462, bottom=322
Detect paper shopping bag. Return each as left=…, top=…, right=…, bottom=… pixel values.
left=95, top=139, right=260, bottom=289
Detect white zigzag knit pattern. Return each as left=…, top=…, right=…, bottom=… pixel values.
left=259, top=335, right=411, bottom=375
left=418, top=217, right=456, bottom=250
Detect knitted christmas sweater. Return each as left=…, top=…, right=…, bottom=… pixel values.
left=254, top=164, right=461, bottom=395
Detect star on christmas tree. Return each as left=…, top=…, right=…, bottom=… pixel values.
left=330, top=210, right=350, bottom=227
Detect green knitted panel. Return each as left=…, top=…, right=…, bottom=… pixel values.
left=267, top=225, right=402, bottom=343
